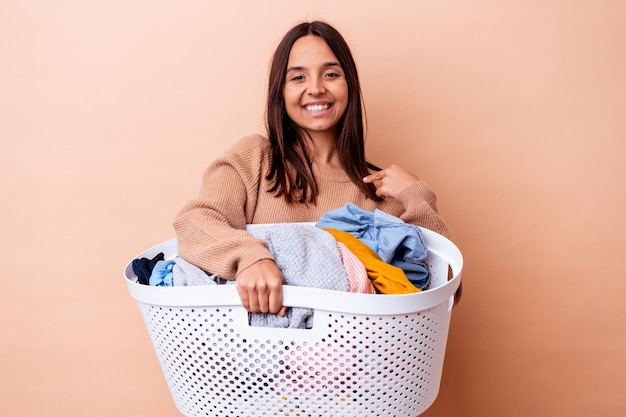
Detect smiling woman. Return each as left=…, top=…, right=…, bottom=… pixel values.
left=283, top=36, right=349, bottom=153
left=172, top=20, right=456, bottom=316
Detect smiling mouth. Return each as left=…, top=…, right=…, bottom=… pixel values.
left=304, top=104, right=331, bottom=112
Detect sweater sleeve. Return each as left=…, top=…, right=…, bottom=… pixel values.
left=172, top=135, right=274, bottom=278
left=385, top=180, right=451, bottom=238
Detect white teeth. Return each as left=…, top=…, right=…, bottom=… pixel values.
left=305, top=104, right=330, bottom=112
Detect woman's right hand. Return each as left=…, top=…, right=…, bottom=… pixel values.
left=235, top=259, right=286, bottom=316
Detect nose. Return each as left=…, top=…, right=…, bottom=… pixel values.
left=307, top=76, right=326, bottom=95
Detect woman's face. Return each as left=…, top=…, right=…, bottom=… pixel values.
left=283, top=35, right=349, bottom=141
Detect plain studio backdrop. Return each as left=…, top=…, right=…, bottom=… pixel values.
left=1, top=1, right=625, bottom=416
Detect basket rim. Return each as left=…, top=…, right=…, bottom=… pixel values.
left=124, top=224, right=463, bottom=315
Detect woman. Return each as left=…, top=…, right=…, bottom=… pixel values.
left=173, top=21, right=453, bottom=316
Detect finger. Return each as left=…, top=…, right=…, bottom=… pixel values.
left=363, top=170, right=382, bottom=183
left=246, top=285, right=261, bottom=313
left=256, top=283, right=270, bottom=313
left=268, top=285, right=284, bottom=314
left=236, top=276, right=259, bottom=312
left=235, top=284, right=250, bottom=310
left=277, top=306, right=287, bottom=317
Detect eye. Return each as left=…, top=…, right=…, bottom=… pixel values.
left=288, top=74, right=305, bottom=82
left=324, top=71, right=342, bottom=79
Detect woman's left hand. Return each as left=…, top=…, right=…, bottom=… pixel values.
left=363, top=164, right=420, bottom=199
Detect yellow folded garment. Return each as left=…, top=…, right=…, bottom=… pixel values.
left=322, top=228, right=420, bottom=294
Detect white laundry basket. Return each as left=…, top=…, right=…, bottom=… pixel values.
left=124, top=224, right=463, bottom=417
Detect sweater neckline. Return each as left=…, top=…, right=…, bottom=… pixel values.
left=312, top=163, right=352, bottom=183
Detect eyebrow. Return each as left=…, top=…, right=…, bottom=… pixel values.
left=286, top=61, right=342, bottom=72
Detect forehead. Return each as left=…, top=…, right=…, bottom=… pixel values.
left=287, top=35, right=339, bottom=67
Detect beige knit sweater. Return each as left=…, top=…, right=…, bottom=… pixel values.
left=173, top=134, right=450, bottom=279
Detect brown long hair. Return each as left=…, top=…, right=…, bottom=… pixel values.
left=265, top=21, right=381, bottom=204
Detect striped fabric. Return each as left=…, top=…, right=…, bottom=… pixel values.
left=336, top=241, right=376, bottom=294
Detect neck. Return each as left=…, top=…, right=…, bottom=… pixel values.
left=303, top=129, right=342, bottom=168
left=315, top=153, right=341, bottom=169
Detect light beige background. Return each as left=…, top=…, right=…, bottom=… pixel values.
left=1, top=1, right=625, bottom=416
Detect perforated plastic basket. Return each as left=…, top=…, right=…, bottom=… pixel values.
left=124, top=224, right=462, bottom=417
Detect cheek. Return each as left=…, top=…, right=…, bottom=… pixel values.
left=334, top=84, right=349, bottom=106
left=283, top=95, right=299, bottom=121
left=336, top=90, right=349, bottom=112
left=283, top=86, right=300, bottom=105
